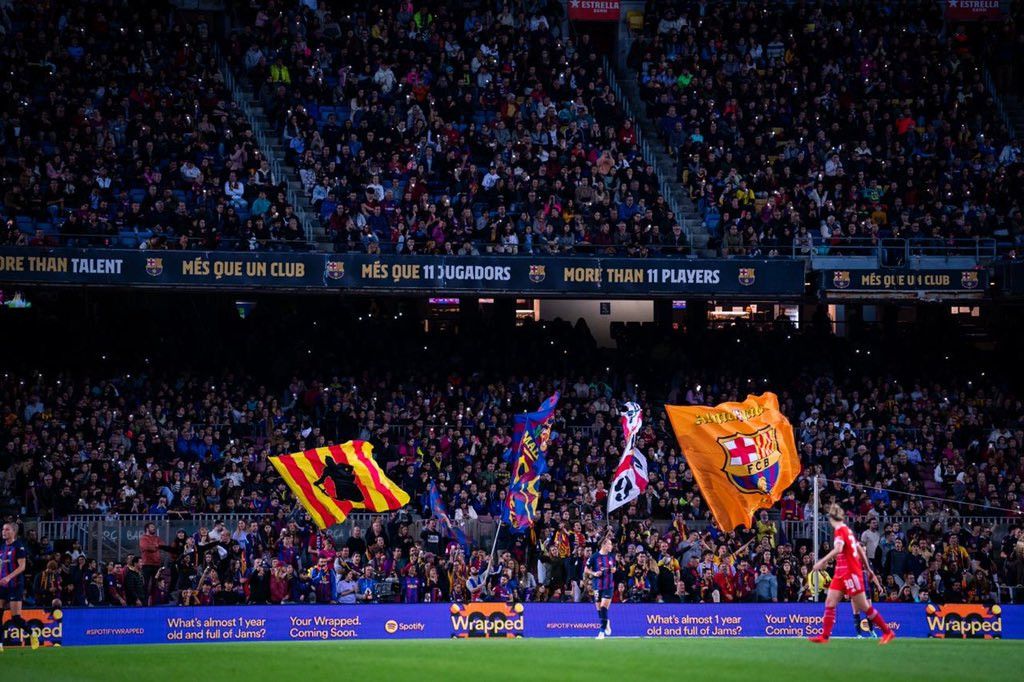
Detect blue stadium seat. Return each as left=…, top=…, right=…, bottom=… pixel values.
left=16, top=216, right=35, bottom=234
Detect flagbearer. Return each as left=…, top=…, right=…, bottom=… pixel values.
left=585, top=537, right=616, bottom=639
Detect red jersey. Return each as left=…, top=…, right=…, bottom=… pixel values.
left=833, top=524, right=863, bottom=576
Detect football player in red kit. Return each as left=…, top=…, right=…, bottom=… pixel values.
left=809, top=504, right=895, bottom=645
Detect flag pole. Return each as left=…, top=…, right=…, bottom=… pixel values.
left=489, top=518, right=502, bottom=563
left=812, top=475, right=820, bottom=601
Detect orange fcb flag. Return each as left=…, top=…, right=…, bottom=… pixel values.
left=665, top=393, right=801, bottom=531
left=270, top=441, right=410, bottom=529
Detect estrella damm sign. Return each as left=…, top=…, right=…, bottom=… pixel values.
left=718, top=425, right=782, bottom=494
left=450, top=603, right=524, bottom=638
left=926, top=603, right=1002, bottom=639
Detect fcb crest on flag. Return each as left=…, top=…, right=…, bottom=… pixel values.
left=665, top=393, right=801, bottom=531
left=718, top=425, right=782, bottom=494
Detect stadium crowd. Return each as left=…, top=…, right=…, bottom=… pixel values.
left=629, top=0, right=1024, bottom=257
left=0, top=0, right=302, bottom=252
left=4, top=0, right=1023, bottom=258
left=225, top=0, right=688, bottom=256
left=2, top=317, right=1022, bottom=608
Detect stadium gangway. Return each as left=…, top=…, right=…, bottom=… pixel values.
left=214, top=43, right=315, bottom=243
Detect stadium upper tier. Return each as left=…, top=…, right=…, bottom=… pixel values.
left=628, top=0, right=1023, bottom=257
left=2, top=0, right=1018, bottom=260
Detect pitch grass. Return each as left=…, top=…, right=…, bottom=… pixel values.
left=3, top=638, right=1024, bottom=682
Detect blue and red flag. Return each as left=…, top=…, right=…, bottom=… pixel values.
left=502, top=392, right=560, bottom=532
left=428, top=480, right=468, bottom=551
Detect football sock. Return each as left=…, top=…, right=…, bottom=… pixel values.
left=866, top=608, right=892, bottom=636
left=599, top=606, right=608, bottom=630
left=822, top=606, right=836, bottom=639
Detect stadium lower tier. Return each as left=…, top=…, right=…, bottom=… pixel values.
left=3, top=602, right=1018, bottom=646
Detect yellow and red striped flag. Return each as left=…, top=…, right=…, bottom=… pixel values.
left=269, top=441, right=410, bottom=529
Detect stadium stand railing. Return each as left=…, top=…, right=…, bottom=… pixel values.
left=31, top=513, right=501, bottom=564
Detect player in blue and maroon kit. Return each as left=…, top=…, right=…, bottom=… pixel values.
left=1, top=522, right=29, bottom=651
left=809, top=504, right=894, bottom=645
left=585, top=537, right=615, bottom=639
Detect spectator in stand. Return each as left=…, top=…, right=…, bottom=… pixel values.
left=124, top=556, right=146, bottom=606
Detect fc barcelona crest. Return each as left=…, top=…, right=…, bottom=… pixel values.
left=833, top=271, right=850, bottom=289
left=326, top=260, right=345, bottom=280
left=145, top=258, right=163, bottom=276
left=718, top=425, right=783, bottom=495
left=738, top=267, right=756, bottom=286
left=529, top=265, right=546, bottom=283
left=961, top=271, right=979, bottom=290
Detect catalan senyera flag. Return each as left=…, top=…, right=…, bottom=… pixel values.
left=665, top=393, right=800, bottom=531
left=502, top=392, right=559, bottom=532
left=270, top=441, right=410, bottom=529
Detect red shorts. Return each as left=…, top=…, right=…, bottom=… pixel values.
left=829, top=572, right=865, bottom=597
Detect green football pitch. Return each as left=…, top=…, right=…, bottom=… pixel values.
left=3, top=638, right=1023, bottom=682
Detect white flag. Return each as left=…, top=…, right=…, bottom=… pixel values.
left=608, top=402, right=649, bottom=513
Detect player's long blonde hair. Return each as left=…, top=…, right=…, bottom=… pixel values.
left=826, top=503, right=844, bottom=523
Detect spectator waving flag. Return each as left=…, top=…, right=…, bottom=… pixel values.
left=607, top=401, right=649, bottom=513
left=270, top=441, right=410, bottom=529
left=502, top=392, right=560, bottom=532
left=665, top=393, right=801, bottom=531
left=428, top=480, right=468, bottom=551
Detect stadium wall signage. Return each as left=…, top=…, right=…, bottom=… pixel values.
left=821, top=269, right=988, bottom=294
left=13, top=603, right=1020, bottom=646
left=567, top=0, right=620, bottom=22
left=0, top=248, right=805, bottom=297
left=944, top=0, right=1003, bottom=22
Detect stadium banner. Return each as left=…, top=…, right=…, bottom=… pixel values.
left=821, top=268, right=988, bottom=293
left=944, top=0, right=1003, bottom=22
left=27, top=602, right=1022, bottom=646
left=0, top=248, right=805, bottom=296
left=567, top=0, right=621, bottom=22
